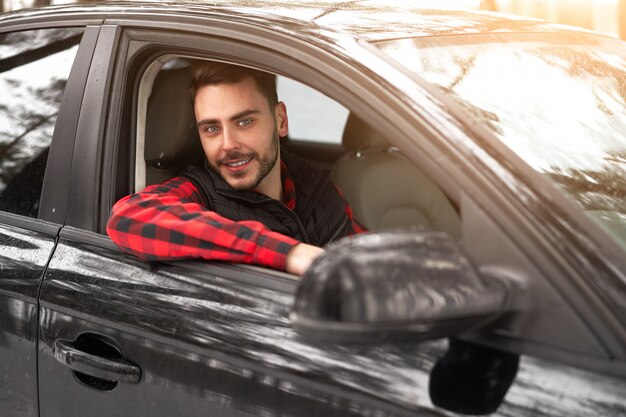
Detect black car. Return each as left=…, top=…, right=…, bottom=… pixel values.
left=0, top=2, right=624, bottom=416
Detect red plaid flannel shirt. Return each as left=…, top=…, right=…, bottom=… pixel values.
left=106, top=162, right=365, bottom=271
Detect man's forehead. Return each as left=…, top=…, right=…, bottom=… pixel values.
left=195, top=79, right=273, bottom=116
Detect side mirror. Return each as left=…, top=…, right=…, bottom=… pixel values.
left=290, top=228, right=511, bottom=344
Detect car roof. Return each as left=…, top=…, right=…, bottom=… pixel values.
left=0, top=0, right=590, bottom=42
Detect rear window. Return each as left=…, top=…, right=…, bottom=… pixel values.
left=0, top=27, right=83, bottom=218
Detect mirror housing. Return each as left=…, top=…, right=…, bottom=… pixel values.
left=290, top=228, right=510, bottom=344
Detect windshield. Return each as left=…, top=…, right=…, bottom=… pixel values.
left=377, top=33, right=626, bottom=249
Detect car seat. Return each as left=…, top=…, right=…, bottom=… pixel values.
left=144, top=67, right=203, bottom=186
left=331, top=115, right=462, bottom=239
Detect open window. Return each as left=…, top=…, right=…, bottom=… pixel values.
left=134, top=56, right=461, bottom=239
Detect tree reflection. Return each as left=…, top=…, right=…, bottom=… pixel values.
left=0, top=80, right=65, bottom=186
left=529, top=44, right=626, bottom=115
left=548, top=151, right=626, bottom=213
left=380, top=34, right=626, bottom=231
left=0, top=28, right=81, bottom=216
left=442, top=86, right=504, bottom=136
left=525, top=45, right=626, bottom=214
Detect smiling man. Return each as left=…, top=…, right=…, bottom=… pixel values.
left=106, top=61, right=364, bottom=275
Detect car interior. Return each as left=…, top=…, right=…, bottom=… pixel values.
left=331, top=115, right=461, bottom=237
left=137, top=57, right=461, bottom=238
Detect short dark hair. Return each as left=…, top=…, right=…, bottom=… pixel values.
left=189, top=61, right=278, bottom=108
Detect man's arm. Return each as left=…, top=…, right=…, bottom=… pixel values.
left=106, top=176, right=302, bottom=272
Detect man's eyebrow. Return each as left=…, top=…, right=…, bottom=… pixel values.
left=230, top=109, right=260, bottom=121
left=197, top=118, right=218, bottom=127
left=197, top=109, right=260, bottom=128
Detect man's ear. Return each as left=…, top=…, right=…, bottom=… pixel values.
left=275, top=101, right=289, bottom=137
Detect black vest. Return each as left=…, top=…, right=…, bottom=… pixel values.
left=180, top=152, right=352, bottom=246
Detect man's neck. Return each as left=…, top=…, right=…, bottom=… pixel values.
left=253, top=158, right=283, bottom=202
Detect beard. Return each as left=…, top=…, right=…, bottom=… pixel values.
left=211, top=127, right=280, bottom=192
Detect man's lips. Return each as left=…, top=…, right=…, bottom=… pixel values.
left=225, top=159, right=250, bottom=167
left=222, top=158, right=252, bottom=172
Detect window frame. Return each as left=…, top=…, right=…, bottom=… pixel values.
left=100, top=26, right=463, bottom=234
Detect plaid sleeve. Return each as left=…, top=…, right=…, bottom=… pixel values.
left=106, top=177, right=299, bottom=271
left=334, top=184, right=367, bottom=234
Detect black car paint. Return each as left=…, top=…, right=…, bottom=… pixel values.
left=0, top=214, right=59, bottom=417
left=0, top=2, right=625, bottom=416
left=38, top=229, right=447, bottom=416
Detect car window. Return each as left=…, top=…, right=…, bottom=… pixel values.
left=0, top=27, right=83, bottom=218
left=137, top=58, right=460, bottom=237
left=276, top=76, right=349, bottom=144
left=377, top=33, right=626, bottom=250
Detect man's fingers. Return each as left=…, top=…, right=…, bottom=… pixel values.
left=285, top=243, right=324, bottom=276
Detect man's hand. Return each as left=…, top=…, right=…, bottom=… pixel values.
left=285, top=243, right=324, bottom=276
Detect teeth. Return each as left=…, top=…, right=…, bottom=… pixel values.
left=227, top=159, right=250, bottom=167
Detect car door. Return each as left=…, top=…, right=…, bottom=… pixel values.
left=0, top=23, right=89, bottom=417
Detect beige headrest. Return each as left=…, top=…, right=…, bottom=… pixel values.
left=342, top=114, right=390, bottom=151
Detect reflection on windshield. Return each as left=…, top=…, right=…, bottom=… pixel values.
left=377, top=33, right=626, bottom=248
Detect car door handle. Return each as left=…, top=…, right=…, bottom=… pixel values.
left=53, top=339, right=141, bottom=384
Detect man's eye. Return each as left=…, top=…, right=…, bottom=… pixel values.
left=238, top=119, right=252, bottom=127
left=205, top=125, right=219, bottom=133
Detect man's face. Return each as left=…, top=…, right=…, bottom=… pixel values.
left=194, top=77, right=288, bottom=193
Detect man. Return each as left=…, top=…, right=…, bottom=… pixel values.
left=107, top=61, right=364, bottom=276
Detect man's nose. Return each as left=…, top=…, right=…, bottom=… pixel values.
left=222, top=128, right=240, bottom=151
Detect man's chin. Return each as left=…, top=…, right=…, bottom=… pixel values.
left=223, top=175, right=259, bottom=192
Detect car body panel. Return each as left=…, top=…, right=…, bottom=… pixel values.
left=0, top=214, right=59, bottom=417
